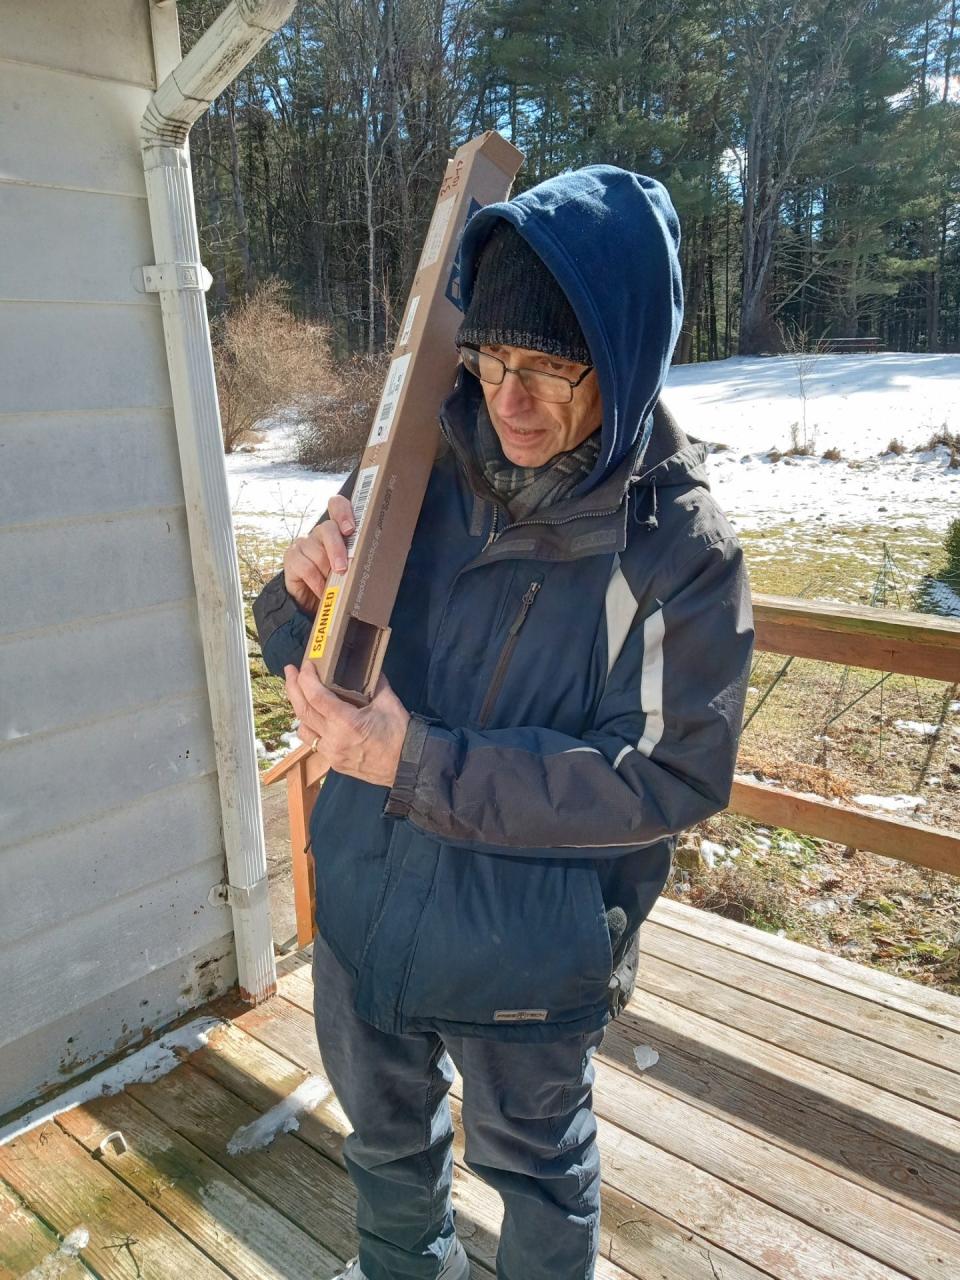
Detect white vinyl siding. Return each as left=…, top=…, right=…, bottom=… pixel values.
left=0, top=0, right=234, bottom=1118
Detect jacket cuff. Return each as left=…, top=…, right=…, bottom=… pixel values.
left=253, top=570, right=305, bottom=648
left=383, top=715, right=434, bottom=817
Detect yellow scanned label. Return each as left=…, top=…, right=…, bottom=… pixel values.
left=309, top=586, right=340, bottom=661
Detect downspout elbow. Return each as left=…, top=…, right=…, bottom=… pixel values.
left=142, top=0, right=296, bottom=150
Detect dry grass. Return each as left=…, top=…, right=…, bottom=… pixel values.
left=213, top=279, right=336, bottom=453
left=883, top=437, right=906, bottom=455
left=821, top=446, right=843, bottom=462
left=915, top=426, right=960, bottom=453
left=297, top=352, right=391, bottom=471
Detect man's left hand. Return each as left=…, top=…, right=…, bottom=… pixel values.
left=284, top=662, right=411, bottom=788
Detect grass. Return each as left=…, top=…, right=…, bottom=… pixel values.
left=666, top=812, right=960, bottom=995
left=235, top=527, right=296, bottom=768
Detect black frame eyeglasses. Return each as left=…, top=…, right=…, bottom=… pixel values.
left=458, top=343, right=594, bottom=404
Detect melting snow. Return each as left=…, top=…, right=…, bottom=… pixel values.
left=21, top=1228, right=92, bottom=1279
left=0, top=1018, right=223, bottom=1147
left=700, top=840, right=740, bottom=869
left=226, top=1076, right=332, bottom=1155
left=853, top=793, right=926, bottom=812
left=894, top=720, right=941, bottom=736
left=633, top=1045, right=660, bottom=1071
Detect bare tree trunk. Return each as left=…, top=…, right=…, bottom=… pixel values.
left=365, top=104, right=377, bottom=356
left=225, top=85, right=254, bottom=296
left=736, top=0, right=868, bottom=354
left=931, top=0, right=957, bottom=353
left=200, top=107, right=229, bottom=308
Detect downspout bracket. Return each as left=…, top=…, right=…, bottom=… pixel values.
left=209, top=877, right=270, bottom=911
left=139, top=262, right=213, bottom=293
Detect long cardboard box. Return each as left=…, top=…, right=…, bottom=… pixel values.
left=305, top=131, right=524, bottom=704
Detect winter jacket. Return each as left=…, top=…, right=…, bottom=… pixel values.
left=254, top=167, right=754, bottom=1042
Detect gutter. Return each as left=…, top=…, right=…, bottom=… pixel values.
left=140, top=0, right=297, bottom=1002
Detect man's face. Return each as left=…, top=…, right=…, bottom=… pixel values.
left=479, top=344, right=602, bottom=468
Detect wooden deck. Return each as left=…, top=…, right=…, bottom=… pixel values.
left=2, top=898, right=959, bottom=1280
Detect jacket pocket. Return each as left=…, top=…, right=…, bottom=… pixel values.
left=310, top=774, right=393, bottom=972
left=399, top=848, right=613, bottom=1028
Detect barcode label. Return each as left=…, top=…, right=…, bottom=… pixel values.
left=345, top=464, right=378, bottom=559
left=368, top=353, right=412, bottom=446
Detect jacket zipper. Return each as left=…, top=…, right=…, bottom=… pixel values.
left=477, top=578, right=542, bottom=727
left=483, top=503, right=500, bottom=549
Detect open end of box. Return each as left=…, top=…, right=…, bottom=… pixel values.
left=332, top=619, right=391, bottom=706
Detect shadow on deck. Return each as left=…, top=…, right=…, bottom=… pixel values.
left=2, top=898, right=959, bottom=1279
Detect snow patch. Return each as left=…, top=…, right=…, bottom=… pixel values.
left=21, top=1228, right=92, bottom=1279
left=258, top=729, right=304, bottom=764
left=0, top=1018, right=223, bottom=1147
left=700, top=840, right=740, bottom=868
left=853, top=793, right=926, bottom=812
left=226, top=1076, right=332, bottom=1155
left=894, top=720, right=941, bottom=737
left=61, top=1228, right=90, bottom=1256
left=808, top=898, right=839, bottom=916
left=633, top=1045, right=660, bottom=1072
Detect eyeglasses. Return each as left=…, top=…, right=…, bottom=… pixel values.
left=458, top=343, right=593, bottom=405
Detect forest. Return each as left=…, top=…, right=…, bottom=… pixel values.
left=180, top=0, right=960, bottom=361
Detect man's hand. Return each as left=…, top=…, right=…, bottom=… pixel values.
left=284, top=661, right=411, bottom=788
left=283, top=495, right=356, bottom=614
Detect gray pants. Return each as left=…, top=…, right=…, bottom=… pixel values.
left=312, top=932, right=604, bottom=1280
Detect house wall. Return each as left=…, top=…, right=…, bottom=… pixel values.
left=0, top=0, right=237, bottom=1118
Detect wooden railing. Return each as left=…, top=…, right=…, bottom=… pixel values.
left=732, top=594, right=960, bottom=877
left=266, top=592, right=960, bottom=946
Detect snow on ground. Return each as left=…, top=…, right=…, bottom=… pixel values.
left=227, top=408, right=347, bottom=540
left=852, top=793, right=927, bottom=812
left=666, top=353, right=960, bottom=539
left=226, top=354, right=960, bottom=548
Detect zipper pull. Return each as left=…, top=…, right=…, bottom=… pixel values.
left=483, top=503, right=499, bottom=549
left=510, top=580, right=542, bottom=634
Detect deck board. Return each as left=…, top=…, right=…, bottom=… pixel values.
left=0, top=1180, right=94, bottom=1280
left=634, top=945, right=960, bottom=1117
left=268, top=976, right=959, bottom=1280
left=640, top=917, right=960, bottom=1074
left=58, top=1091, right=340, bottom=1280
left=651, top=899, right=960, bottom=1033
left=2, top=900, right=959, bottom=1279
left=0, top=1122, right=227, bottom=1280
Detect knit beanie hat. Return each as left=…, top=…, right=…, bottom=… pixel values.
left=456, top=221, right=591, bottom=366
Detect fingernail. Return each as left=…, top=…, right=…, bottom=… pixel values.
left=336, top=559, right=347, bottom=573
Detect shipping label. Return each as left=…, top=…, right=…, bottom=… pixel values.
left=398, top=295, right=421, bottom=348
left=418, top=195, right=456, bottom=270
left=368, top=353, right=412, bottom=446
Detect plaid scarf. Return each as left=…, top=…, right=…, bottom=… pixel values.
left=475, top=401, right=601, bottom=520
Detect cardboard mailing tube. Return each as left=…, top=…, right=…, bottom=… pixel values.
left=305, top=131, right=524, bottom=705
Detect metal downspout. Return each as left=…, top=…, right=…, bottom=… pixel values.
left=140, top=1, right=297, bottom=1002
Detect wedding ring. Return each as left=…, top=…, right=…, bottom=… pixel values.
left=310, top=736, right=320, bottom=753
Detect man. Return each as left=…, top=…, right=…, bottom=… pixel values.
left=254, top=166, right=754, bottom=1280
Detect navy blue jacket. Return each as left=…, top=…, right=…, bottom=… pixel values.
left=255, top=167, right=754, bottom=1041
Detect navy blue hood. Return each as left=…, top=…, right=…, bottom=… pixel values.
left=456, top=165, right=684, bottom=494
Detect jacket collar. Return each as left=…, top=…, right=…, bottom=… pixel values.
left=440, top=377, right=707, bottom=564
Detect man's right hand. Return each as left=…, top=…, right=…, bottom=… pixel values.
left=282, top=495, right=356, bottom=614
